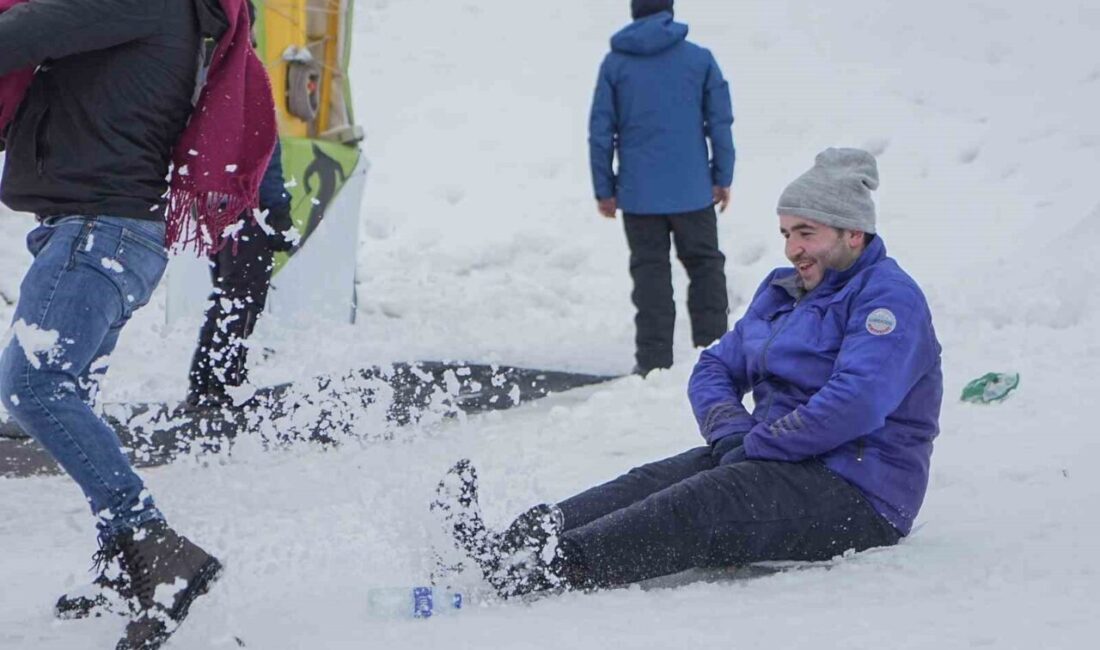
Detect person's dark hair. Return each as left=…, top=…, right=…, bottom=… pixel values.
left=833, top=227, right=875, bottom=246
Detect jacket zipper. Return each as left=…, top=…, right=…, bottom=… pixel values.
left=35, top=108, right=50, bottom=176
left=759, top=297, right=800, bottom=422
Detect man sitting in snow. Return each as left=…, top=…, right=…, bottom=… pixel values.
left=433, top=148, right=944, bottom=598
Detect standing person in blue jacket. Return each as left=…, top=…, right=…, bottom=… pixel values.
left=434, top=148, right=944, bottom=598
left=589, top=0, right=735, bottom=376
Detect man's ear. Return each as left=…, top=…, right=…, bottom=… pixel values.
left=847, top=229, right=866, bottom=250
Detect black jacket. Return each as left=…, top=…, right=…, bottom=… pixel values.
left=0, top=0, right=227, bottom=221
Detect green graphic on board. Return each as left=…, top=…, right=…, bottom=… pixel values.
left=273, top=137, right=361, bottom=276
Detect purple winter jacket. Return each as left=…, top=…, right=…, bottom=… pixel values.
left=688, top=237, right=943, bottom=534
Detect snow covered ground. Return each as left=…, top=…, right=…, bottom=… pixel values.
left=2, top=0, right=1099, bottom=647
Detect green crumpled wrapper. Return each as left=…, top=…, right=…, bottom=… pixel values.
left=961, top=372, right=1020, bottom=404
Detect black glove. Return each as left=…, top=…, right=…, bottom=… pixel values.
left=710, top=433, right=748, bottom=466
left=263, top=203, right=296, bottom=252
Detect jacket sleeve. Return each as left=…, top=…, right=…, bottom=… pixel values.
left=702, top=52, right=735, bottom=189
left=688, top=320, right=757, bottom=445
left=743, top=279, right=937, bottom=461
left=689, top=274, right=779, bottom=444
left=258, top=139, right=291, bottom=210
left=0, top=0, right=164, bottom=76
left=588, top=56, right=617, bottom=200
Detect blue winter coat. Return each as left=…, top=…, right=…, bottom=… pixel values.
left=688, top=237, right=943, bottom=535
left=588, top=12, right=735, bottom=215
left=259, top=139, right=291, bottom=210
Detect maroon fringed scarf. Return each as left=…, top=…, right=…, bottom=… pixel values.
left=0, top=0, right=276, bottom=255
left=0, top=0, right=33, bottom=146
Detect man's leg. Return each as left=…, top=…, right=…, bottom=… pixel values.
left=217, top=223, right=274, bottom=388
left=670, top=207, right=728, bottom=348
left=186, top=255, right=224, bottom=402
left=0, top=217, right=167, bottom=538
left=187, top=218, right=274, bottom=402
left=74, top=322, right=121, bottom=409
left=559, top=460, right=901, bottom=588
left=432, top=448, right=716, bottom=590
left=623, top=214, right=674, bottom=371
left=557, top=446, right=715, bottom=532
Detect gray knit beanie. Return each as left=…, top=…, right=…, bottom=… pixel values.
left=776, top=148, right=879, bottom=234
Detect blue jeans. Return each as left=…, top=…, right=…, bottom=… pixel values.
left=0, top=216, right=168, bottom=540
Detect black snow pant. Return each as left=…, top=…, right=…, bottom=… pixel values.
left=555, top=447, right=901, bottom=588
left=187, top=217, right=276, bottom=401
left=622, top=207, right=728, bottom=371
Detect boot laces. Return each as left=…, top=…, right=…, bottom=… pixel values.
left=91, top=536, right=124, bottom=575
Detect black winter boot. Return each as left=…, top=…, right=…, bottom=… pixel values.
left=54, top=536, right=131, bottom=620
left=488, top=504, right=569, bottom=598
left=430, top=459, right=498, bottom=571
left=431, top=460, right=571, bottom=599
left=115, top=520, right=222, bottom=650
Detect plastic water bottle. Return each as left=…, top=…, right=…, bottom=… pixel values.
left=366, top=587, right=467, bottom=619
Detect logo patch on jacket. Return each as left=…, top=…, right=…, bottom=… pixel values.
left=866, top=308, right=897, bottom=336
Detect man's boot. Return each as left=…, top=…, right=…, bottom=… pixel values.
left=430, top=459, right=498, bottom=572
left=115, top=520, right=222, bottom=650
left=488, top=503, right=570, bottom=598
left=431, top=460, right=571, bottom=599
left=55, top=537, right=131, bottom=620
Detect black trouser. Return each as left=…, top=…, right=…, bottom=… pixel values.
left=187, top=218, right=275, bottom=399
left=555, top=447, right=900, bottom=588
left=622, top=207, right=728, bottom=370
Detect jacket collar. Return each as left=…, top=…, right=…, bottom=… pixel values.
left=772, top=236, right=887, bottom=301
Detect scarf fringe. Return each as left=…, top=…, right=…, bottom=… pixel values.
left=166, top=188, right=258, bottom=256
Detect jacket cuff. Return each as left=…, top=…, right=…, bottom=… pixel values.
left=594, top=180, right=616, bottom=200
left=702, top=417, right=754, bottom=446
left=712, top=170, right=733, bottom=188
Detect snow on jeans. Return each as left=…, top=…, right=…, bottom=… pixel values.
left=0, top=215, right=167, bottom=539
left=555, top=447, right=902, bottom=587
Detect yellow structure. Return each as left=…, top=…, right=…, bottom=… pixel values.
left=254, top=0, right=358, bottom=142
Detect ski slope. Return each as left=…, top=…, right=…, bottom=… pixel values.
left=2, top=0, right=1099, bottom=648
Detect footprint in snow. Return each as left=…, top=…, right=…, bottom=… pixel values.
left=734, top=242, right=766, bottom=266
left=958, top=146, right=980, bottom=164
left=435, top=186, right=465, bottom=205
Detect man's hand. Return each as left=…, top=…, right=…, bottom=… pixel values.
left=259, top=204, right=298, bottom=252
left=713, top=186, right=731, bottom=213
left=597, top=197, right=618, bottom=219
left=710, top=432, right=747, bottom=465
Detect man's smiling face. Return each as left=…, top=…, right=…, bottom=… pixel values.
left=779, top=215, right=866, bottom=291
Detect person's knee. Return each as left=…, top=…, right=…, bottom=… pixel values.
left=621, top=464, right=659, bottom=486
left=36, top=372, right=79, bottom=402
left=623, top=448, right=711, bottom=484
left=1, top=359, right=79, bottom=417
left=218, top=284, right=268, bottom=312
left=677, top=250, right=726, bottom=273
left=0, top=354, right=18, bottom=414
left=630, top=251, right=672, bottom=271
